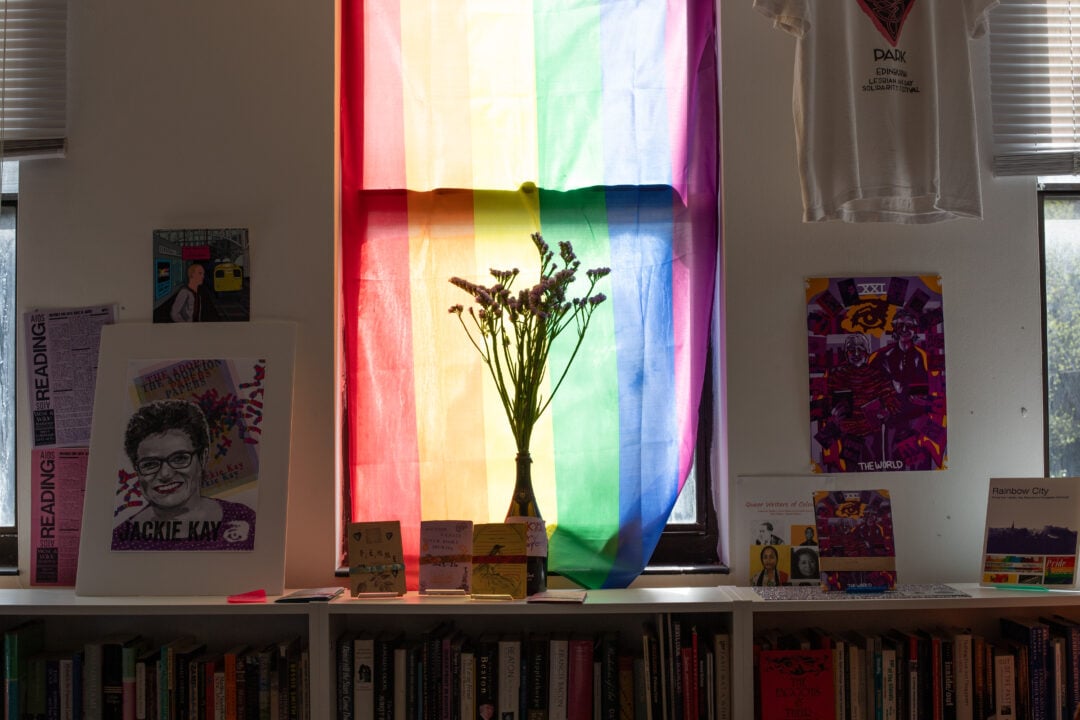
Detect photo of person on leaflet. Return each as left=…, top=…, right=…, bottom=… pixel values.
left=111, top=399, right=256, bottom=551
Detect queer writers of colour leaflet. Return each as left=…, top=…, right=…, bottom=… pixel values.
left=981, top=477, right=1080, bottom=587
left=24, top=305, right=116, bottom=448
left=110, top=357, right=266, bottom=552
left=30, top=448, right=87, bottom=586
left=735, top=475, right=825, bottom=588
left=806, top=276, right=947, bottom=473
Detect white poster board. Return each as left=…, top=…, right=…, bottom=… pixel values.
left=76, top=322, right=296, bottom=596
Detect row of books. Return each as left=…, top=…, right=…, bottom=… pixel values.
left=754, top=614, right=1080, bottom=720
left=335, top=614, right=733, bottom=720
left=2, top=619, right=310, bottom=720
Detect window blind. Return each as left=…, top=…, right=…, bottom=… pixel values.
left=990, top=0, right=1080, bottom=175
left=0, top=0, right=66, bottom=158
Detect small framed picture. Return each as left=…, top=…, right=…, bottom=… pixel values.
left=76, top=322, right=296, bottom=596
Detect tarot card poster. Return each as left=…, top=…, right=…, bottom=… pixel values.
left=110, top=358, right=264, bottom=552
left=981, top=477, right=1080, bottom=587
left=807, top=275, right=947, bottom=473
left=814, top=489, right=897, bottom=591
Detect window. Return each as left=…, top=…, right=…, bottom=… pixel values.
left=1040, top=186, right=1080, bottom=476
left=339, top=1, right=722, bottom=587
left=0, top=163, right=16, bottom=568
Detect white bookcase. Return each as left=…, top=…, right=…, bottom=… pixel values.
left=1, top=583, right=1078, bottom=718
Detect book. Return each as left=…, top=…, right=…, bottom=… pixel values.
left=347, top=520, right=406, bottom=596
left=757, top=648, right=835, bottom=720
left=475, top=634, right=499, bottom=720
left=1051, top=635, right=1067, bottom=720
left=994, top=644, right=1017, bottom=720
left=90, top=634, right=141, bottom=720
left=566, top=636, right=594, bottom=720
left=471, top=523, right=528, bottom=599
left=6, top=619, right=45, bottom=720
left=1001, top=616, right=1050, bottom=720
left=548, top=635, right=570, bottom=720
left=418, top=519, right=473, bottom=594
left=392, top=642, right=408, bottom=720
left=353, top=634, right=375, bottom=720
left=949, top=627, right=973, bottom=720
left=498, top=634, right=522, bottom=720
left=713, top=633, right=731, bottom=720
left=597, top=632, right=618, bottom=720
left=221, top=644, right=248, bottom=720
left=525, top=633, right=550, bottom=720
left=813, top=489, right=897, bottom=590
left=1042, top=614, right=1080, bottom=720
left=981, top=477, right=1080, bottom=587
left=459, top=639, right=476, bottom=720
left=373, top=632, right=399, bottom=720
left=336, top=631, right=357, bottom=720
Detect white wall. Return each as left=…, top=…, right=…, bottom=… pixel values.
left=8, top=1, right=1047, bottom=589
left=721, top=3, right=1044, bottom=584
left=15, top=0, right=338, bottom=588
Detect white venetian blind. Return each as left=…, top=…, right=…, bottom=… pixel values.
left=0, top=0, right=66, bottom=158
left=989, top=0, right=1080, bottom=175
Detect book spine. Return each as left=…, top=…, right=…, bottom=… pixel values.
left=566, top=639, right=593, bottom=720
left=338, top=636, right=355, bottom=720
left=525, top=637, right=548, bottom=720
left=617, top=654, right=634, bottom=720
left=393, top=646, right=408, bottom=720
left=713, top=634, right=730, bottom=720
left=952, top=633, right=973, bottom=720
left=942, top=637, right=956, bottom=720
left=354, top=637, right=375, bottom=720
left=497, top=638, right=521, bottom=720
left=548, top=639, right=569, bottom=720
left=60, top=657, right=73, bottom=720
left=475, top=641, right=498, bottom=720
left=995, top=648, right=1016, bottom=720
left=85, top=642, right=104, bottom=720
left=599, top=635, right=618, bottom=720
left=374, top=638, right=394, bottom=720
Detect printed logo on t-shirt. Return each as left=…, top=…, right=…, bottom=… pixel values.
left=857, top=0, right=916, bottom=47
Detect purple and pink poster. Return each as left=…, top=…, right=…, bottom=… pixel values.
left=807, top=275, right=947, bottom=473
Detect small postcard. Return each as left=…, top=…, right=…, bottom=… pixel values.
left=348, top=520, right=406, bottom=597
left=813, top=489, right=897, bottom=591
left=471, top=523, right=527, bottom=600
left=419, top=520, right=473, bottom=594
left=981, top=477, right=1080, bottom=587
left=152, top=228, right=250, bottom=324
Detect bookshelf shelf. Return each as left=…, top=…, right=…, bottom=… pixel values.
left=0, top=583, right=1076, bottom=717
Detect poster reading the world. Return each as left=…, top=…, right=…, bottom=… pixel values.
left=807, top=275, right=947, bottom=473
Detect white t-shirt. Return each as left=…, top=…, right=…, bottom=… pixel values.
left=754, top=0, right=999, bottom=223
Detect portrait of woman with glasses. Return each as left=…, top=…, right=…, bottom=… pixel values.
left=111, top=399, right=256, bottom=551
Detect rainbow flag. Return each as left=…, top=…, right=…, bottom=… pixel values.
left=341, top=0, right=719, bottom=589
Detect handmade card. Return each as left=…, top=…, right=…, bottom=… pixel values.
left=981, top=477, right=1080, bottom=587
left=418, top=520, right=473, bottom=594
left=813, top=488, right=897, bottom=591
left=76, top=322, right=295, bottom=596
left=471, top=523, right=527, bottom=599
left=348, top=520, right=406, bottom=596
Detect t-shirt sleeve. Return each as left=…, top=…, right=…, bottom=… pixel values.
left=752, top=0, right=810, bottom=38
left=966, top=0, right=1001, bottom=38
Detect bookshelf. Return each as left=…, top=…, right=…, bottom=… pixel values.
left=0, top=583, right=1078, bottom=717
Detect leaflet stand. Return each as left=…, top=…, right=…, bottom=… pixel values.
left=470, top=593, right=517, bottom=602
left=349, top=591, right=404, bottom=600
left=419, top=589, right=469, bottom=597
